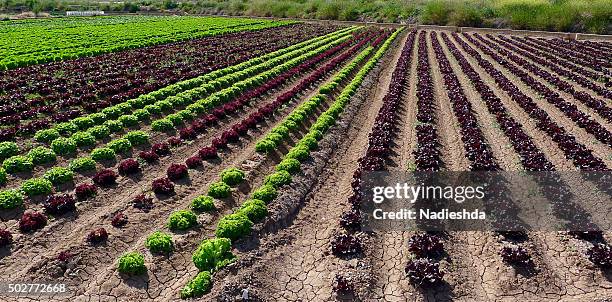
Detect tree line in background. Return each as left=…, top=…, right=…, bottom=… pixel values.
left=1, top=0, right=610, bottom=34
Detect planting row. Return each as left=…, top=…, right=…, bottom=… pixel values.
left=440, top=32, right=554, bottom=171
left=432, top=31, right=536, bottom=266
left=18, top=27, right=355, bottom=153
left=0, top=16, right=292, bottom=70
left=506, top=37, right=611, bottom=94
left=334, top=31, right=416, bottom=294
left=430, top=32, right=500, bottom=171
left=0, top=28, right=374, bottom=275
left=413, top=32, right=443, bottom=172
left=0, top=24, right=340, bottom=139
left=519, top=37, right=611, bottom=78
left=196, top=32, right=380, bottom=158
left=485, top=34, right=612, bottom=121
left=467, top=34, right=612, bottom=148
left=453, top=33, right=608, bottom=171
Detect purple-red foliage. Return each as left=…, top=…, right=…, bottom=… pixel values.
left=0, top=229, right=12, bottom=247
left=331, top=233, right=362, bottom=257
left=111, top=212, right=128, bottom=227
left=19, top=211, right=47, bottom=232
left=198, top=146, right=218, bottom=159
left=75, top=183, right=97, bottom=200
left=152, top=177, right=174, bottom=194
left=138, top=150, right=159, bottom=163
left=93, top=169, right=118, bottom=186
left=167, top=163, right=188, bottom=180
left=185, top=156, right=202, bottom=169
left=87, top=228, right=108, bottom=244
left=44, top=194, right=77, bottom=215
left=118, top=158, right=140, bottom=175
left=152, top=142, right=170, bottom=156
left=132, top=194, right=154, bottom=211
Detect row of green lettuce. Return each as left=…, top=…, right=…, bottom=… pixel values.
left=0, top=28, right=358, bottom=210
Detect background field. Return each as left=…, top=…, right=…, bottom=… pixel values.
left=1, top=0, right=611, bottom=34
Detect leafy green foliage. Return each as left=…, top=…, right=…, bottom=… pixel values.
left=0, top=189, right=23, bottom=209
left=264, top=170, right=292, bottom=188
left=0, top=142, right=19, bottom=160
left=237, top=199, right=267, bottom=222
left=3, top=155, right=33, bottom=173
left=43, top=167, right=74, bottom=185
left=207, top=181, right=231, bottom=198
left=34, top=129, right=61, bottom=143
left=285, top=146, right=310, bottom=161
left=151, top=119, right=174, bottom=132
left=72, top=117, right=95, bottom=131
left=118, top=115, right=139, bottom=127
left=275, top=158, right=301, bottom=174
left=168, top=210, right=198, bottom=231
left=104, top=120, right=123, bottom=132
left=192, top=238, right=236, bottom=272
left=53, top=122, right=78, bottom=136
left=118, top=252, right=146, bottom=275
left=255, top=139, right=276, bottom=153
left=21, top=178, right=53, bottom=197
left=125, top=131, right=149, bottom=145
left=0, top=167, right=6, bottom=185
left=191, top=195, right=215, bottom=212
left=28, top=147, right=57, bottom=165
left=107, top=138, right=132, bottom=154
left=145, top=231, right=174, bottom=254
left=71, top=131, right=96, bottom=147
left=252, top=184, right=277, bottom=203
left=88, top=125, right=111, bottom=140
left=69, top=157, right=97, bottom=172
left=220, top=168, right=245, bottom=186
left=180, top=271, right=212, bottom=299
left=215, top=213, right=253, bottom=240
left=91, top=147, right=116, bottom=162
left=51, top=137, right=78, bottom=155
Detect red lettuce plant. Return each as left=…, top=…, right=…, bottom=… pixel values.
left=132, top=194, right=154, bottom=212
left=0, top=229, right=12, bottom=247
left=93, top=169, right=118, bottom=186
left=118, top=158, right=140, bottom=175
left=87, top=228, right=108, bottom=244
left=138, top=150, right=159, bottom=163
left=44, top=194, right=76, bottom=215
left=152, top=177, right=174, bottom=194
left=75, top=183, right=97, bottom=200
left=111, top=212, right=128, bottom=227
left=185, top=156, right=202, bottom=169
left=167, top=163, right=188, bottom=180
left=19, top=211, right=47, bottom=232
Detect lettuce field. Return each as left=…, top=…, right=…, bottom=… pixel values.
left=0, top=15, right=610, bottom=301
